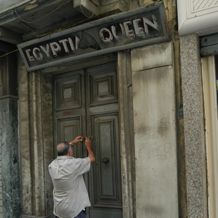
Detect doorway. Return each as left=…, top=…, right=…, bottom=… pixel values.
left=53, top=61, right=122, bottom=218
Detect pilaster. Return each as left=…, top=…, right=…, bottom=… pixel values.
left=180, top=34, right=208, bottom=218
left=0, top=53, right=20, bottom=218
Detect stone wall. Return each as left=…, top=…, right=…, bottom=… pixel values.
left=0, top=54, right=20, bottom=218
left=131, top=42, right=179, bottom=218
left=18, top=57, right=54, bottom=217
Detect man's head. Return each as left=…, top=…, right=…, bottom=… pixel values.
left=57, top=141, right=73, bottom=156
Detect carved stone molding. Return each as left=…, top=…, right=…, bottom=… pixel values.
left=177, top=0, right=218, bottom=35
left=189, top=0, right=218, bottom=17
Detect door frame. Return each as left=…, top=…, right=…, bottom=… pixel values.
left=18, top=48, right=135, bottom=217
left=201, top=56, right=218, bottom=218
left=48, top=52, right=135, bottom=218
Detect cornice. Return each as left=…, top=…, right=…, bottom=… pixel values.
left=177, top=0, right=218, bottom=35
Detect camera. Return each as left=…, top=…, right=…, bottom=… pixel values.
left=80, top=136, right=93, bottom=143
left=80, top=137, right=85, bottom=143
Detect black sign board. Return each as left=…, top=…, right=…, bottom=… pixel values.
left=18, top=3, right=167, bottom=71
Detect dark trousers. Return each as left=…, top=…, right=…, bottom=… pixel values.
left=55, top=210, right=86, bottom=218
left=75, top=210, right=86, bottom=218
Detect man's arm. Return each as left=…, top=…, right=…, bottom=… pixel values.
left=68, top=136, right=83, bottom=145
left=85, top=137, right=95, bottom=163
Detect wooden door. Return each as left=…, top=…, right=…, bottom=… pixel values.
left=54, top=62, right=122, bottom=218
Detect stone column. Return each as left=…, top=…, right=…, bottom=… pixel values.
left=0, top=54, right=20, bottom=218
left=117, top=51, right=135, bottom=218
left=18, top=56, right=54, bottom=218
left=180, top=34, right=208, bottom=218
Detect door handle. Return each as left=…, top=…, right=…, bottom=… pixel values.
left=101, top=157, right=110, bottom=164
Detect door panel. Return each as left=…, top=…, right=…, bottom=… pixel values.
left=55, top=72, right=83, bottom=110
left=57, top=118, right=81, bottom=140
left=87, top=63, right=118, bottom=106
left=57, top=117, right=83, bottom=157
left=54, top=62, right=122, bottom=218
left=55, top=71, right=86, bottom=158
left=91, top=114, right=121, bottom=207
left=86, top=63, right=122, bottom=218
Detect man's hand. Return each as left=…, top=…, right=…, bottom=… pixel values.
left=85, top=137, right=95, bottom=163
left=85, top=137, right=92, bottom=146
left=69, top=136, right=83, bottom=145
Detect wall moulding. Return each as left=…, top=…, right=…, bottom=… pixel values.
left=177, top=0, right=218, bottom=35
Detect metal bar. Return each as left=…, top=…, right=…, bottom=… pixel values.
left=200, top=33, right=218, bottom=56
left=201, top=44, right=218, bottom=56
left=201, top=33, right=218, bottom=47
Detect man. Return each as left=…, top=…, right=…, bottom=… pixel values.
left=48, top=136, right=95, bottom=218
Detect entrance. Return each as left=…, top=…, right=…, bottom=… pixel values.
left=54, top=62, right=122, bottom=218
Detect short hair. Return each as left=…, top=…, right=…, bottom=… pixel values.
left=57, top=141, right=70, bottom=156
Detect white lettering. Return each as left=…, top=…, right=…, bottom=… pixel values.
left=143, top=15, right=159, bottom=34
left=111, top=24, right=125, bottom=40
left=111, top=25, right=118, bottom=39
left=68, top=37, right=75, bottom=51
left=99, top=28, right=113, bottom=43
left=99, top=14, right=160, bottom=43
left=50, top=42, right=61, bottom=56
left=68, top=36, right=80, bottom=52
left=59, top=39, right=69, bottom=53
left=123, top=21, right=135, bottom=38
left=133, top=18, right=144, bottom=37
left=32, top=47, right=43, bottom=61
left=40, top=44, right=50, bottom=58
left=75, top=36, right=80, bottom=50
left=25, top=49, right=34, bottom=62
left=24, top=36, right=81, bottom=63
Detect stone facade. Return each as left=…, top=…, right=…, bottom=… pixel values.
left=0, top=54, right=20, bottom=218
left=131, top=42, right=178, bottom=218
left=0, top=98, right=20, bottom=218
left=180, top=34, right=208, bottom=218
left=18, top=57, right=54, bottom=217
left=0, top=0, right=211, bottom=218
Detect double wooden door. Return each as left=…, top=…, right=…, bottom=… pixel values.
left=54, top=62, right=122, bottom=218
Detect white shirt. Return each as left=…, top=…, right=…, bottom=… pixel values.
left=48, top=156, right=91, bottom=218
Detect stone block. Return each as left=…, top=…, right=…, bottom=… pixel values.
left=131, top=42, right=173, bottom=72
left=131, top=42, right=178, bottom=218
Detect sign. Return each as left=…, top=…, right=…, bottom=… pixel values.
left=18, top=3, right=167, bottom=71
